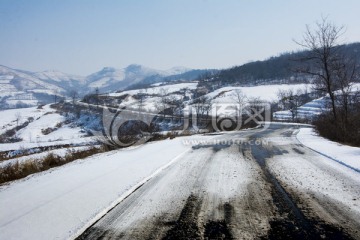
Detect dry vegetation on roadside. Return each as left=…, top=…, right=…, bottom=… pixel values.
left=0, top=146, right=105, bottom=185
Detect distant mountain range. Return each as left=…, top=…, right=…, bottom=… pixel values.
left=1, top=42, right=359, bottom=109
left=0, top=64, right=198, bottom=92
left=0, top=64, right=212, bottom=108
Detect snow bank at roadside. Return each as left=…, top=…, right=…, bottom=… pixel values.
left=0, top=135, right=210, bottom=240
left=0, top=136, right=96, bottom=152
left=297, top=128, right=360, bottom=171
left=0, top=146, right=98, bottom=167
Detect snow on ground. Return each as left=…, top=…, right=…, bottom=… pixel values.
left=108, top=82, right=198, bottom=97
left=0, top=135, right=212, bottom=240
left=15, top=113, right=86, bottom=143
left=34, top=70, right=85, bottom=83
left=296, top=128, right=360, bottom=171
left=121, top=94, right=183, bottom=112
left=0, top=136, right=96, bottom=152
left=267, top=127, right=360, bottom=226
left=16, top=113, right=64, bottom=141
left=0, top=146, right=97, bottom=168
left=201, top=84, right=309, bottom=118
left=112, top=82, right=308, bottom=103
left=0, top=105, right=53, bottom=135
left=267, top=144, right=360, bottom=224
left=105, top=82, right=194, bottom=111
left=0, top=79, right=19, bottom=97
left=5, top=99, right=39, bottom=107
left=273, top=97, right=328, bottom=121
left=273, top=83, right=360, bottom=120
left=151, top=82, right=165, bottom=87
left=0, top=104, right=93, bottom=151
left=106, top=83, right=311, bottom=116
left=206, top=84, right=311, bottom=103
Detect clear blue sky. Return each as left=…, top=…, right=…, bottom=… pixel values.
left=0, top=0, right=359, bottom=75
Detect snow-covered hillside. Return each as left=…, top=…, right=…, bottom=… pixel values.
left=34, top=70, right=85, bottom=83
left=274, top=97, right=327, bottom=121
left=0, top=105, right=93, bottom=151
left=273, top=83, right=360, bottom=120
left=0, top=106, right=47, bottom=135
left=205, top=84, right=311, bottom=103
left=0, top=65, right=63, bottom=92
left=109, top=82, right=198, bottom=97
left=107, top=82, right=313, bottom=113
left=86, top=64, right=161, bottom=91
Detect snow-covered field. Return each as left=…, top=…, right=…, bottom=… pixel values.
left=106, top=83, right=312, bottom=115
left=0, top=106, right=51, bottom=135
left=0, top=105, right=94, bottom=151
left=15, top=112, right=86, bottom=143
left=206, top=84, right=311, bottom=103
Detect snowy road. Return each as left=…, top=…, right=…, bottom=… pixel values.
left=77, top=124, right=360, bottom=239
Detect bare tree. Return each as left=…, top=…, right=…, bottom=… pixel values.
left=68, top=90, right=78, bottom=105
left=181, top=87, right=191, bottom=99
left=245, top=97, right=268, bottom=126
left=192, top=96, right=212, bottom=128
left=276, top=89, right=288, bottom=111
left=166, top=95, right=182, bottom=119
left=296, top=18, right=360, bottom=144
left=95, top=88, right=100, bottom=108
left=155, top=88, right=170, bottom=117
left=15, top=112, right=22, bottom=127
left=158, top=88, right=168, bottom=97
left=53, top=90, right=58, bottom=104
left=295, top=17, right=345, bottom=122
left=277, top=89, right=303, bottom=122
left=231, top=89, right=247, bottom=117
left=137, top=89, right=146, bottom=112
left=333, top=56, right=360, bottom=130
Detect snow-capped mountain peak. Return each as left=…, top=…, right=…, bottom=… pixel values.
left=125, top=64, right=163, bottom=76
left=99, top=67, right=117, bottom=73
left=85, top=64, right=166, bottom=91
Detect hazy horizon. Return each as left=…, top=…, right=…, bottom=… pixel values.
left=1, top=0, right=360, bottom=75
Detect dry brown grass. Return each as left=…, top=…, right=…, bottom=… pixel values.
left=0, top=146, right=105, bottom=185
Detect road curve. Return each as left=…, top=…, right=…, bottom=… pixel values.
left=77, top=123, right=360, bottom=240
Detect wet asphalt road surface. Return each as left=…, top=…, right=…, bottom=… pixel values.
left=77, top=124, right=360, bottom=240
